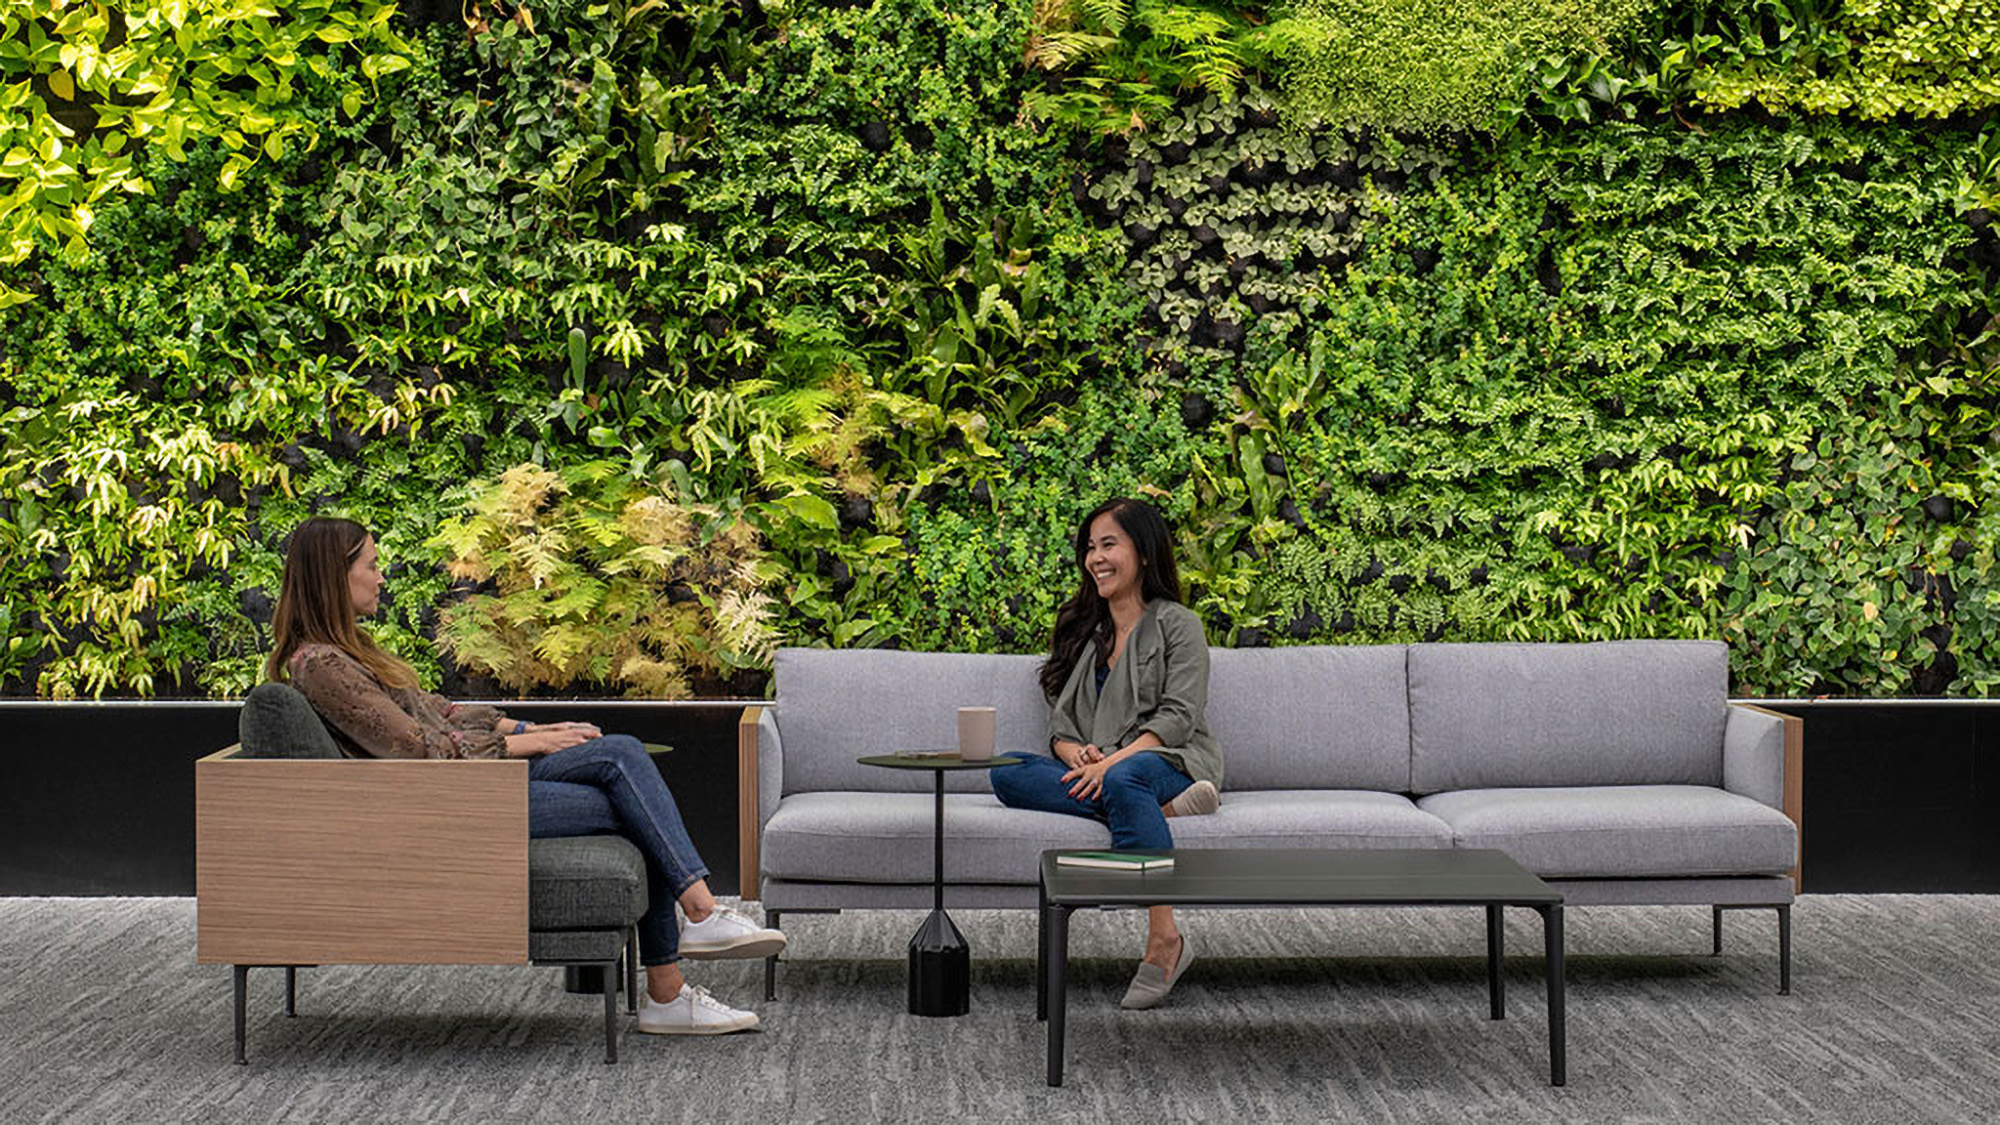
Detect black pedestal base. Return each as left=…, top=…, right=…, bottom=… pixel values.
left=908, top=908, right=970, bottom=1016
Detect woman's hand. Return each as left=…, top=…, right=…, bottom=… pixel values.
left=536, top=720, right=602, bottom=739
left=1052, top=740, right=1101, bottom=769
left=503, top=726, right=595, bottom=758
left=1062, top=756, right=1113, bottom=801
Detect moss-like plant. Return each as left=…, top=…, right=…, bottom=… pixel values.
left=1263, top=0, right=1649, bottom=134
left=429, top=461, right=776, bottom=698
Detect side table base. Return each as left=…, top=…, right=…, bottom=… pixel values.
left=909, top=908, right=971, bottom=1016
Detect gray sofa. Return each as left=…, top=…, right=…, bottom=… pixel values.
left=739, top=640, right=1802, bottom=994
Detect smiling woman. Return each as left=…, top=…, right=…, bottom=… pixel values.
left=990, top=497, right=1223, bottom=1011
left=262, top=515, right=787, bottom=1037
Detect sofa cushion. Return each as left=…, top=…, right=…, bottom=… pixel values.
left=1162, top=790, right=1453, bottom=850
left=761, top=793, right=1105, bottom=884
left=773, top=648, right=1047, bottom=796
left=1407, top=640, right=1728, bottom=795
left=1205, top=645, right=1411, bottom=792
left=759, top=790, right=1452, bottom=884
left=1416, top=785, right=1797, bottom=878
left=528, top=836, right=647, bottom=930
left=237, top=682, right=343, bottom=759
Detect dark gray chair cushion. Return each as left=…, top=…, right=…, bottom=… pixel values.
left=529, top=836, right=648, bottom=930
left=237, top=682, right=343, bottom=759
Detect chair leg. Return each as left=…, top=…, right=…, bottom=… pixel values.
left=603, top=959, right=619, bottom=1064
left=765, top=911, right=782, bottom=1001
left=1712, top=905, right=1724, bottom=955
left=626, top=926, right=640, bottom=1015
left=1778, top=904, right=1792, bottom=995
left=233, top=965, right=250, bottom=1065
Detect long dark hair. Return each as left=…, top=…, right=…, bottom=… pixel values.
left=264, top=516, right=420, bottom=689
left=1039, top=498, right=1184, bottom=698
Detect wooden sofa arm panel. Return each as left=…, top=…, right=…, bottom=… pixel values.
left=196, top=749, right=529, bottom=966
left=738, top=706, right=766, bottom=902
left=1729, top=702, right=1804, bottom=891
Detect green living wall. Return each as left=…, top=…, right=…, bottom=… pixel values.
left=1, top=0, right=1996, bottom=698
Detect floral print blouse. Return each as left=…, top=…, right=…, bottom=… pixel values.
left=287, top=642, right=510, bottom=759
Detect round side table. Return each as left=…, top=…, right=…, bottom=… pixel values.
left=858, top=752, right=1024, bottom=1017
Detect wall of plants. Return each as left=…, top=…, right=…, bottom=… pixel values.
left=1, top=0, right=1995, bottom=699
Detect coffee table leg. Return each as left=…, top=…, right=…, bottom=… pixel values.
left=1541, top=904, right=1566, bottom=1087
left=1036, top=875, right=1049, bottom=1022
left=1486, top=904, right=1505, bottom=1020
left=1046, top=904, right=1070, bottom=1087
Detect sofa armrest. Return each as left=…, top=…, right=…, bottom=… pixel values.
left=1725, top=702, right=1803, bottom=887
left=737, top=706, right=783, bottom=901
left=196, top=747, right=529, bottom=966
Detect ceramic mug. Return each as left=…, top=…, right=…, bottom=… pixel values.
left=957, top=706, right=997, bottom=761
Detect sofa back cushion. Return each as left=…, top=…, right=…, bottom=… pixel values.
left=1407, top=640, right=1727, bottom=795
left=773, top=648, right=1048, bottom=794
left=238, top=682, right=343, bottom=759
left=1206, top=645, right=1410, bottom=791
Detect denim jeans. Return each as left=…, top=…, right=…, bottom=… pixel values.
left=989, top=750, right=1194, bottom=850
left=527, top=734, right=709, bottom=966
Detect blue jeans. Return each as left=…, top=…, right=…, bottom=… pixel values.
left=989, top=751, right=1194, bottom=850
left=527, top=734, right=710, bottom=966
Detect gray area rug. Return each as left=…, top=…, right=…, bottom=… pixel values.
left=3, top=895, right=1996, bottom=1123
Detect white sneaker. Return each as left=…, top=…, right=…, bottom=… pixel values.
left=680, top=904, right=788, bottom=960
left=638, top=984, right=760, bottom=1035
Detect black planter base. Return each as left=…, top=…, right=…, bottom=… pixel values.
left=907, top=908, right=970, bottom=1016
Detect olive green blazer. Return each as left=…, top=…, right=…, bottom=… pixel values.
left=1046, top=599, right=1223, bottom=788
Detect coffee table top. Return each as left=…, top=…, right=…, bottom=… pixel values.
left=858, top=753, right=1025, bottom=771
left=1040, top=848, right=1561, bottom=907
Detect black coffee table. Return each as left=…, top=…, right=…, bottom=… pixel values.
left=1037, top=847, right=1567, bottom=1086
left=858, top=753, right=1024, bottom=1016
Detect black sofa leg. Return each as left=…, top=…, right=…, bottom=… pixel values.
left=233, top=964, right=249, bottom=1065
left=1712, top=905, right=1724, bottom=955
left=285, top=967, right=298, bottom=1017
left=603, top=959, right=619, bottom=1064
left=1778, top=904, right=1792, bottom=995
left=765, top=911, right=782, bottom=1001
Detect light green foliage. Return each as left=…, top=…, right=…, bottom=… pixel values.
left=430, top=461, right=776, bottom=698
left=0, top=0, right=410, bottom=303
left=1263, top=0, right=1648, bottom=134
left=1694, top=0, right=2000, bottom=119
left=1024, top=0, right=1267, bottom=132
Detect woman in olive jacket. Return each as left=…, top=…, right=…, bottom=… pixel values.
left=991, top=497, right=1221, bottom=1009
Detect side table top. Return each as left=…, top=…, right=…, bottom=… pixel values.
left=857, top=753, right=1025, bottom=771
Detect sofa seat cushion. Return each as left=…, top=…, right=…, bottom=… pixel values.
left=528, top=836, right=647, bottom=931
left=1416, top=785, right=1797, bottom=879
left=763, top=793, right=1105, bottom=884
left=760, top=790, right=1454, bottom=884
left=1163, top=790, right=1453, bottom=850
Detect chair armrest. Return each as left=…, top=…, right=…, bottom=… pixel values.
left=1725, top=702, right=1803, bottom=887
left=196, top=751, right=529, bottom=966
left=737, top=705, right=782, bottom=901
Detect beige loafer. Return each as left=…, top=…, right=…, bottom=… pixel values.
left=1167, top=780, right=1220, bottom=817
left=1120, top=934, right=1195, bottom=1010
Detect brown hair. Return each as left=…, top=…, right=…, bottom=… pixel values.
left=264, top=516, right=420, bottom=689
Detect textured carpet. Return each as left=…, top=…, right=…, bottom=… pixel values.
left=3, top=896, right=1996, bottom=1123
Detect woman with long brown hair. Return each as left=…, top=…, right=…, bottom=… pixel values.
left=268, top=515, right=783, bottom=1035
left=990, top=497, right=1221, bottom=1009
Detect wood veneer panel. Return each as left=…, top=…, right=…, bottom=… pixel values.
left=196, top=756, right=528, bottom=965
left=1734, top=703, right=1805, bottom=892
left=738, top=706, right=764, bottom=901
